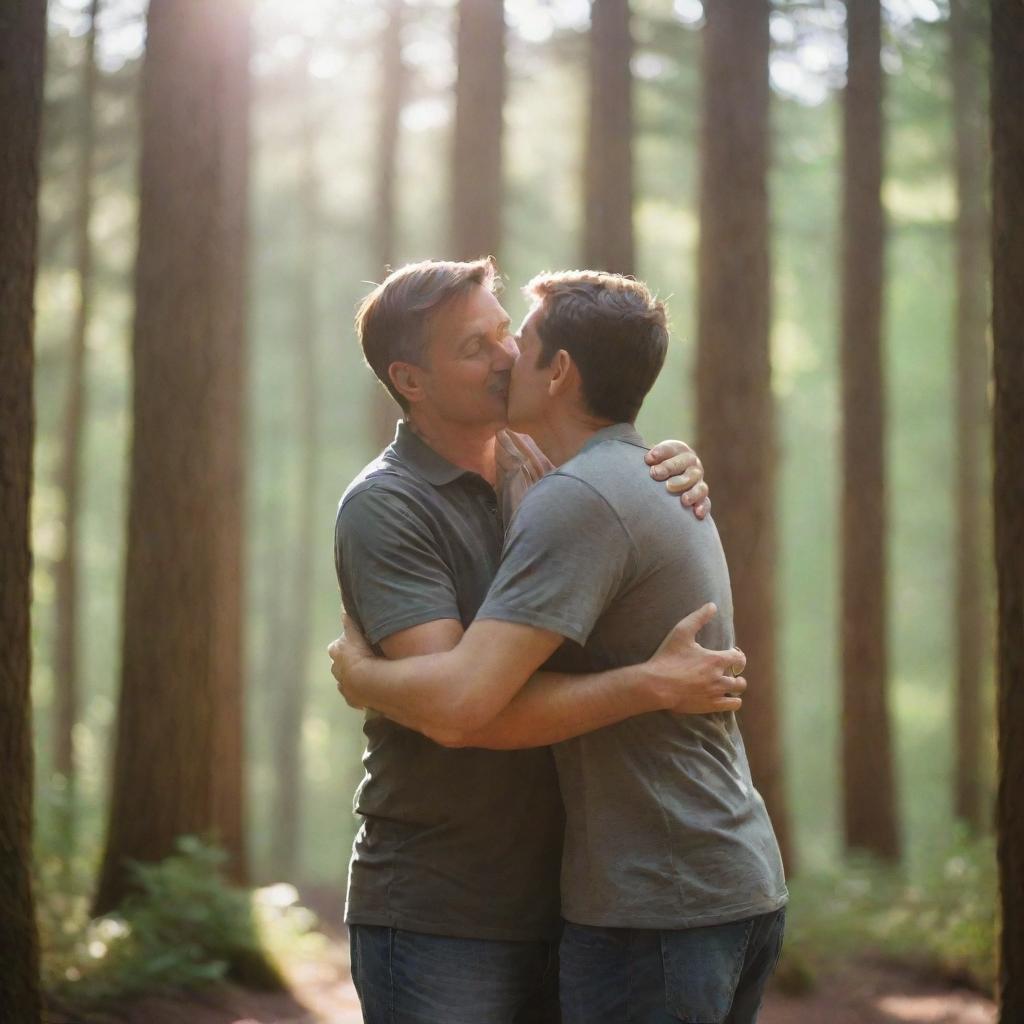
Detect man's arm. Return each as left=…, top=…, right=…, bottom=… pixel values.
left=331, top=603, right=745, bottom=747
left=338, top=616, right=564, bottom=737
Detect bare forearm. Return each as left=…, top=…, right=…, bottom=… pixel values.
left=347, top=647, right=473, bottom=734
left=443, top=663, right=662, bottom=750
left=346, top=620, right=559, bottom=737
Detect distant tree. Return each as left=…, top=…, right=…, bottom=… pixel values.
left=52, top=0, right=102, bottom=854
left=696, top=0, right=793, bottom=868
left=950, top=0, right=991, bottom=833
left=583, top=0, right=634, bottom=275
left=991, top=2, right=1024, bottom=1018
left=270, top=47, right=320, bottom=881
left=450, top=0, right=505, bottom=260
left=0, top=0, right=47, bottom=1018
left=93, top=0, right=252, bottom=914
left=371, top=0, right=406, bottom=449
left=839, top=0, right=900, bottom=862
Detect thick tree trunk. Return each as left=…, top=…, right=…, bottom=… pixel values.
left=582, top=0, right=634, bottom=275
left=270, top=51, right=319, bottom=881
left=371, top=0, right=405, bottom=449
left=839, top=0, right=900, bottom=862
left=0, top=0, right=47, bottom=1019
left=52, top=0, right=101, bottom=852
left=93, top=0, right=251, bottom=914
left=696, top=0, right=793, bottom=870
left=991, top=2, right=1024, bottom=1018
left=450, top=0, right=505, bottom=260
left=950, top=0, right=990, bottom=833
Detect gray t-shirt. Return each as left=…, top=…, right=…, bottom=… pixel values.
left=478, top=422, right=788, bottom=929
left=335, top=422, right=563, bottom=941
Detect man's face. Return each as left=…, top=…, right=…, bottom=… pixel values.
left=414, top=284, right=519, bottom=428
left=506, top=305, right=554, bottom=432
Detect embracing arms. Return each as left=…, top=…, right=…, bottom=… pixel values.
left=330, top=603, right=745, bottom=749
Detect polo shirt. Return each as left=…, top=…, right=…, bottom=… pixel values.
left=334, top=421, right=564, bottom=941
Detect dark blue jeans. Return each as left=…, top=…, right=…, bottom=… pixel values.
left=349, top=924, right=560, bottom=1024
left=559, top=908, right=785, bottom=1024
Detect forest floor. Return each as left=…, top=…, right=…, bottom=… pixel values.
left=45, top=889, right=997, bottom=1024
left=46, top=942, right=998, bottom=1024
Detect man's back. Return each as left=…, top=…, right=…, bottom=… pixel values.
left=478, top=423, right=787, bottom=929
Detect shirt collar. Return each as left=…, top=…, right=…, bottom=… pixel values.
left=579, top=421, right=647, bottom=454
left=389, top=420, right=473, bottom=486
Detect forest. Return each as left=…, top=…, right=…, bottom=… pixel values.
left=1, top=0, right=1022, bottom=1022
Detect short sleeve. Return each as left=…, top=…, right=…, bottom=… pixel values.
left=335, top=486, right=460, bottom=646
left=476, top=473, right=635, bottom=645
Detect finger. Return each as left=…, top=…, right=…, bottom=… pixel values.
left=677, top=602, right=717, bottom=641
left=664, top=467, right=702, bottom=493
left=646, top=440, right=693, bottom=465
left=715, top=696, right=743, bottom=712
left=694, top=496, right=711, bottom=520
left=650, top=452, right=698, bottom=481
left=719, top=646, right=746, bottom=676
left=718, top=674, right=746, bottom=695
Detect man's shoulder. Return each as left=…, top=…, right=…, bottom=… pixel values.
left=336, top=456, right=435, bottom=533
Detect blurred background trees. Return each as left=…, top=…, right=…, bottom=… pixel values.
left=15, top=0, right=1018, bottom=1015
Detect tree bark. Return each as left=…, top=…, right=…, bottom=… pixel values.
left=950, top=0, right=990, bottom=833
left=839, top=0, right=900, bottom=862
left=991, top=1, right=1024, bottom=1017
left=696, top=0, right=793, bottom=870
left=270, top=49, right=320, bottom=881
left=371, top=0, right=405, bottom=449
left=93, top=0, right=252, bottom=914
left=450, top=0, right=505, bottom=260
left=583, top=0, right=635, bottom=276
left=52, top=0, right=102, bottom=853
left=0, top=0, right=47, bottom=1018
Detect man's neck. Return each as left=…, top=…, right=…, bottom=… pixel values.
left=523, top=408, right=616, bottom=468
left=405, top=411, right=500, bottom=484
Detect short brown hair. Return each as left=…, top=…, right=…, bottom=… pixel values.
left=524, top=271, right=668, bottom=424
left=356, top=258, right=498, bottom=410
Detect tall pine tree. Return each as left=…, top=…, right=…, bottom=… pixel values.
left=950, top=0, right=991, bottom=833
left=583, top=0, right=635, bottom=275
left=94, top=0, right=252, bottom=912
left=839, top=0, right=900, bottom=862
left=991, top=1, right=1024, bottom=1017
left=696, top=0, right=793, bottom=868
left=0, top=0, right=47, bottom=1017
left=450, top=0, right=505, bottom=260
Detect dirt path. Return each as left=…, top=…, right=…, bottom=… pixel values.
left=51, top=934, right=995, bottom=1024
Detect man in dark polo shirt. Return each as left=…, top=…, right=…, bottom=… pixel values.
left=335, top=259, right=747, bottom=1023
left=335, top=271, right=786, bottom=1023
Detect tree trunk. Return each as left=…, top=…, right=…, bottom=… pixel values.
left=583, top=0, right=635, bottom=276
left=371, top=0, right=405, bottom=449
left=0, top=0, right=47, bottom=1018
left=52, top=0, right=101, bottom=854
left=270, top=49, right=320, bottom=881
left=839, top=0, right=900, bottom=862
left=950, top=0, right=990, bottom=833
left=696, top=0, right=793, bottom=870
left=450, top=0, right=505, bottom=260
left=991, top=1, right=1024, bottom=1017
left=93, top=0, right=252, bottom=914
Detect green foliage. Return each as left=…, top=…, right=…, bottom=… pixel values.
left=38, top=837, right=322, bottom=1010
left=776, top=831, right=996, bottom=996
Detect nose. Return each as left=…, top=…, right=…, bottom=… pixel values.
left=492, top=335, right=518, bottom=370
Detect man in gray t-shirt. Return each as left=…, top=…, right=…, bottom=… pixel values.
left=336, top=271, right=787, bottom=1023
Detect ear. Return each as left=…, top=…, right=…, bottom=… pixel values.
left=388, top=362, right=425, bottom=406
left=547, top=350, right=576, bottom=398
